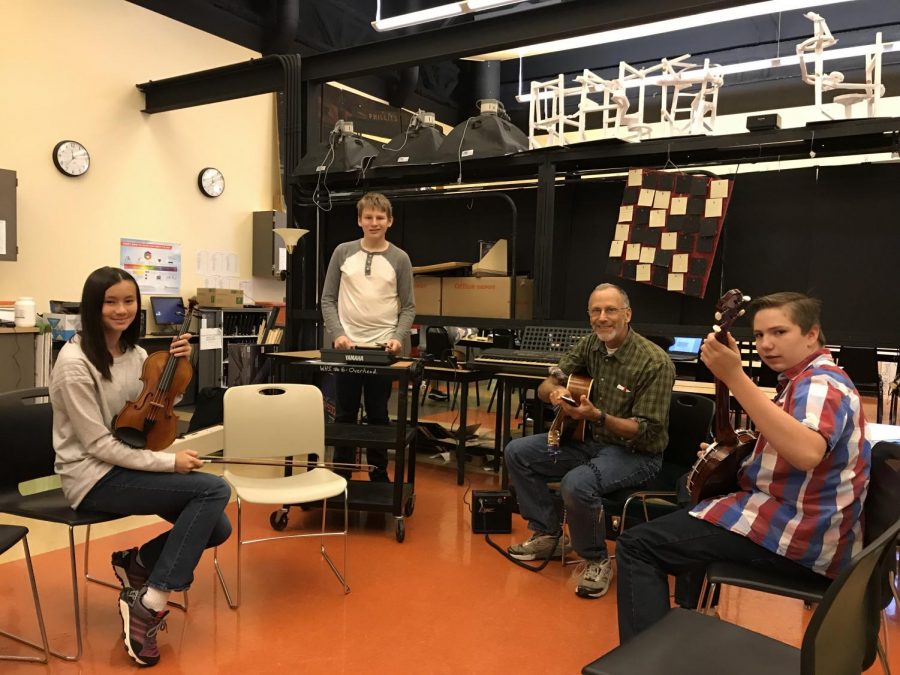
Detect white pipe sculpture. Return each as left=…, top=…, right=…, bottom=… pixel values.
left=797, top=12, right=885, bottom=120
left=656, top=54, right=725, bottom=136
left=528, top=74, right=581, bottom=147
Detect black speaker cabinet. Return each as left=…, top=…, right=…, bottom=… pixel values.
left=472, top=490, right=513, bottom=533
left=746, top=113, right=781, bottom=131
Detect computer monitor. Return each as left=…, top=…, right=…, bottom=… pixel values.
left=150, top=296, right=185, bottom=327
left=668, top=336, right=703, bottom=356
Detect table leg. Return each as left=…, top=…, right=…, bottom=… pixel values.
left=457, top=379, right=469, bottom=485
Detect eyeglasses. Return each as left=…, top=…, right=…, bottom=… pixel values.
left=588, top=306, right=628, bottom=318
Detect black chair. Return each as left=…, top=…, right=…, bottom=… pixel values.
left=698, top=440, right=900, bottom=673
left=602, top=392, right=715, bottom=536
left=420, top=326, right=462, bottom=408
left=0, top=525, right=49, bottom=663
left=0, top=387, right=126, bottom=661
left=582, top=514, right=900, bottom=675
left=838, top=346, right=884, bottom=423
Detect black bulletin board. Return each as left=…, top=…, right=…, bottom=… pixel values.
left=0, top=169, right=16, bottom=262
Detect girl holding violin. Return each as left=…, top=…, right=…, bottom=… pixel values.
left=50, top=267, right=231, bottom=668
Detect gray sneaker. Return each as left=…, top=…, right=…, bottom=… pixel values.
left=508, top=533, right=570, bottom=561
left=575, top=558, right=613, bottom=598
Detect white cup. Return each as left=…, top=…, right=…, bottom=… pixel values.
left=14, top=297, right=36, bottom=328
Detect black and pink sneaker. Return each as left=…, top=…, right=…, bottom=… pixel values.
left=118, top=586, right=168, bottom=667
left=112, top=548, right=149, bottom=590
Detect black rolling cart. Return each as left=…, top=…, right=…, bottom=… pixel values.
left=268, top=351, right=421, bottom=542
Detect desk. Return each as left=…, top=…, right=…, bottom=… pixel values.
left=0, top=327, right=37, bottom=393
left=267, top=350, right=420, bottom=542
left=422, top=364, right=494, bottom=485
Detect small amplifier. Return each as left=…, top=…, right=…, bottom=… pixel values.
left=472, top=490, right=513, bottom=533
left=746, top=113, right=781, bottom=132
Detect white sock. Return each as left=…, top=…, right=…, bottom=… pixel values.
left=141, top=586, right=170, bottom=613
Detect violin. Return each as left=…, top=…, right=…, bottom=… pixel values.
left=113, top=298, right=197, bottom=450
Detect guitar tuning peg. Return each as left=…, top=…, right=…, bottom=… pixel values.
left=738, top=309, right=745, bottom=316
left=742, top=295, right=750, bottom=302
left=714, top=311, right=722, bottom=321
left=712, top=325, right=721, bottom=333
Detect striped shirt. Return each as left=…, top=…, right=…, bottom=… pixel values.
left=557, top=329, right=675, bottom=455
left=691, top=349, right=870, bottom=578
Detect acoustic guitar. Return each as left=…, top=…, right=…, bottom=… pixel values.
left=547, top=373, right=594, bottom=458
left=686, top=289, right=759, bottom=504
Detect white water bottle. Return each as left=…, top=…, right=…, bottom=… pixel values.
left=14, top=297, right=36, bottom=328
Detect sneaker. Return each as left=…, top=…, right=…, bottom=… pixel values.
left=575, top=558, right=614, bottom=599
left=112, top=548, right=148, bottom=590
left=427, top=390, right=449, bottom=401
left=118, top=586, right=168, bottom=667
left=507, top=533, right=570, bottom=561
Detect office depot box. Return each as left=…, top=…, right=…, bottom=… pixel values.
left=46, top=313, right=81, bottom=341
left=414, top=276, right=441, bottom=315
left=441, top=276, right=533, bottom=319
left=197, top=288, right=244, bottom=308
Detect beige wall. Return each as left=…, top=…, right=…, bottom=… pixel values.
left=0, top=0, right=285, bottom=317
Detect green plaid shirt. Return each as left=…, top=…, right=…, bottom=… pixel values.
left=558, top=329, right=675, bottom=455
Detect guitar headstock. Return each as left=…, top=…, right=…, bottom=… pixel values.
left=186, top=297, right=199, bottom=315
left=712, top=289, right=750, bottom=341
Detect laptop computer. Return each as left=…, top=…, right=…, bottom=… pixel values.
left=667, top=336, right=703, bottom=362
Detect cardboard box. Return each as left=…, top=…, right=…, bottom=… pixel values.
left=46, top=313, right=81, bottom=341
left=414, top=276, right=441, bottom=315
left=197, top=288, right=244, bottom=308
left=441, top=276, right=533, bottom=319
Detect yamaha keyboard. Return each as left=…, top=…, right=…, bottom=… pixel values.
left=319, top=347, right=396, bottom=365
left=471, top=348, right=560, bottom=376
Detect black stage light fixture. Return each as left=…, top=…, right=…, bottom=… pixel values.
left=434, top=99, right=529, bottom=164
left=371, top=110, right=446, bottom=168
left=294, top=120, right=379, bottom=176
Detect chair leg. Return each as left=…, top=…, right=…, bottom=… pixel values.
left=319, top=488, right=350, bottom=594
left=214, top=497, right=242, bottom=609
left=83, top=524, right=188, bottom=612
left=0, top=535, right=50, bottom=663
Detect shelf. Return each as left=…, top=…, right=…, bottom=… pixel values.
left=325, top=422, right=417, bottom=449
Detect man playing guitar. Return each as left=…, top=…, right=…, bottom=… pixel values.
left=615, top=292, right=871, bottom=643
left=505, top=284, right=675, bottom=599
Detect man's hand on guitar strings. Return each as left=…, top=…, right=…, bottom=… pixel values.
left=562, top=394, right=597, bottom=421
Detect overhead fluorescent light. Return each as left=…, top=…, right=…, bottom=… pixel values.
left=516, top=37, right=895, bottom=102
left=372, top=0, right=527, bottom=32
left=372, top=3, right=464, bottom=32
left=466, top=0, right=525, bottom=9
left=473, top=0, right=859, bottom=61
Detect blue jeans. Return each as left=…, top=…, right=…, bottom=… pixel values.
left=333, top=372, right=392, bottom=479
left=80, top=467, right=232, bottom=592
left=505, top=433, right=661, bottom=560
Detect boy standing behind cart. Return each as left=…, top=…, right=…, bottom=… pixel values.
left=321, top=192, right=416, bottom=481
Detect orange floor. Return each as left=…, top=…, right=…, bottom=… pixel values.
left=1, top=390, right=897, bottom=673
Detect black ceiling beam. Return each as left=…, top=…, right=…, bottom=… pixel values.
left=301, top=0, right=765, bottom=82
left=136, top=56, right=287, bottom=113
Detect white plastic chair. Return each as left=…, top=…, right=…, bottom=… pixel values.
left=213, top=384, right=349, bottom=609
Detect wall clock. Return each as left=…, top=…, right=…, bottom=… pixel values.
left=198, top=167, right=225, bottom=198
left=52, top=140, right=90, bottom=177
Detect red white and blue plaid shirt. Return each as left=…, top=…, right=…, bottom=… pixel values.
left=690, top=349, right=871, bottom=578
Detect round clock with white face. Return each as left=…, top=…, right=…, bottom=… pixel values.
left=198, top=167, right=225, bottom=198
left=52, top=140, right=90, bottom=177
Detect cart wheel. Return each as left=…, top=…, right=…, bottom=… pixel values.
left=270, top=509, right=289, bottom=531
left=403, top=493, right=416, bottom=517
left=395, top=519, right=406, bottom=543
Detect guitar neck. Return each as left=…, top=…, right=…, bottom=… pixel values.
left=713, top=329, right=739, bottom=445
